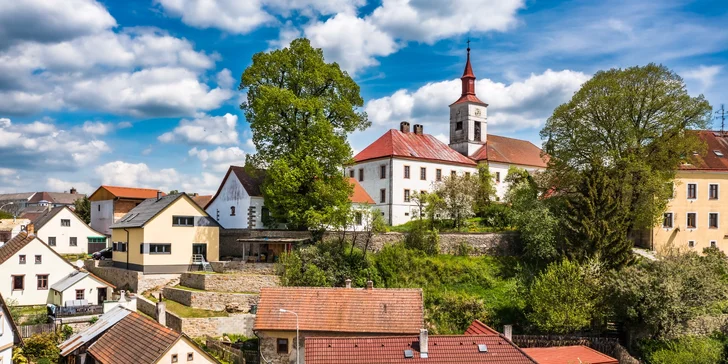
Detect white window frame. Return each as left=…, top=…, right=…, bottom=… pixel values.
left=686, top=212, right=697, bottom=230
left=662, top=212, right=674, bottom=229
left=709, top=183, right=720, bottom=200
left=711, top=240, right=718, bottom=248
left=688, top=240, right=696, bottom=248
left=709, top=212, right=720, bottom=229
left=686, top=182, right=698, bottom=200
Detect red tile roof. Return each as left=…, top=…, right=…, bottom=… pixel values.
left=521, top=345, right=618, bottom=364
left=305, top=335, right=537, bottom=364
left=191, top=195, right=212, bottom=208
left=91, top=186, right=163, bottom=200
left=354, top=129, right=477, bottom=166
left=680, top=130, right=728, bottom=171
left=471, top=135, right=548, bottom=168
left=465, top=320, right=500, bottom=336
left=348, top=178, right=375, bottom=204
left=254, top=287, right=423, bottom=334
left=0, top=232, right=38, bottom=264
left=452, top=94, right=488, bottom=106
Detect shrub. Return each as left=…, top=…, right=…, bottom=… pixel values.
left=642, top=336, right=724, bottom=364
left=479, top=203, right=513, bottom=229
left=426, top=291, right=489, bottom=334
left=22, top=333, right=60, bottom=363
left=404, top=220, right=440, bottom=255
left=61, top=325, right=73, bottom=340
left=454, top=241, right=473, bottom=256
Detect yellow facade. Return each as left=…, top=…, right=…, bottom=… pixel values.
left=652, top=170, right=728, bottom=253
left=111, top=195, right=219, bottom=273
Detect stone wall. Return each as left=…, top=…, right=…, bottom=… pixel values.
left=180, top=272, right=279, bottom=293
left=210, top=261, right=276, bottom=274
left=84, top=260, right=180, bottom=293
left=684, top=314, right=728, bottom=337
left=179, top=314, right=256, bottom=338
left=163, top=287, right=259, bottom=312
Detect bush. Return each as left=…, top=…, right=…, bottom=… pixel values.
left=641, top=336, right=724, bottom=364
left=404, top=220, right=439, bottom=255
left=426, top=291, right=489, bottom=334
left=22, top=333, right=60, bottom=363
left=454, top=241, right=473, bottom=256
left=479, top=203, right=513, bottom=229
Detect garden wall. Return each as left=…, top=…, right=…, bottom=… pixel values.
left=162, top=287, right=259, bottom=312
left=180, top=272, right=279, bottom=293
left=84, top=260, right=180, bottom=293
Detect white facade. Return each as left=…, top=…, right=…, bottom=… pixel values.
left=0, top=219, right=31, bottom=244
left=450, top=102, right=488, bottom=156
left=51, top=274, right=111, bottom=306
left=206, top=173, right=268, bottom=229
left=36, top=208, right=106, bottom=255
left=90, top=200, right=114, bottom=236
left=0, top=237, right=78, bottom=306
left=0, top=305, right=16, bottom=364
left=161, top=337, right=218, bottom=364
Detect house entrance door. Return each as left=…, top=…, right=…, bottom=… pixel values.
left=97, top=287, right=107, bottom=304
left=193, top=244, right=207, bottom=261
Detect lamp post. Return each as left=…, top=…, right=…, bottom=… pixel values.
left=279, top=308, right=299, bottom=364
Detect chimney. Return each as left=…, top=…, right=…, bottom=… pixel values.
left=400, top=121, right=411, bottom=133
left=345, top=279, right=352, bottom=288
left=70, top=187, right=77, bottom=194
left=419, top=329, right=429, bottom=358
left=156, top=293, right=166, bottom=326
left=119, top=290, right=127, bottom=303
left=366, top=280, right=373, bottom=290
left=413, top=124, right=423, bottom=135
left=157, top=191, right=163, bottom=200
left=503, top=325, right=512, bottom=341
left=26, top=223, right=34, bottom=235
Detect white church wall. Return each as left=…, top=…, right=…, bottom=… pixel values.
left=489, top=162, right=546, bottom=201
left=206, top=173, right=251, bottom=229
left=345, top=159, right=392, bottom=224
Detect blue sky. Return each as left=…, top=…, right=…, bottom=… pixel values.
left=1, top=0, right=726, bottom=194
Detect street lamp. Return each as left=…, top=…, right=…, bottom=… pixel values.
left=279, top=308, right=299, bottom=364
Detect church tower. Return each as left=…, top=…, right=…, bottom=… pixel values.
left=449, top=46, right=488, bottom=157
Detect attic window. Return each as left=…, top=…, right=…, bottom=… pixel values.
left=404, top=350, right=414, bottom=358
left=715, top=150, right=724, bottom=157
left=478, top=344, right=488, bottom=353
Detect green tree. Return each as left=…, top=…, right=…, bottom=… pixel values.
left=541, top=64, right=712, bottom=234
left=527, top=259, right=602, bottom=334
left=168, top=190, right=179, bottom=195
left=73, top=195, right=91, bottom=224
left=432, top=174, right=477, bottom=230
left=644, top=336, right=724, bottom=364
left=240, top=38, right=370, bottom=234
left=474, top=164, right=496, bottom=215
left=507, top=178, right=559, bottom=263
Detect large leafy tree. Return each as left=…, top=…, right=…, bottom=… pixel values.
left=240, top=38, right=370, bottom=234
left=432, top=174, right=477, bottom=230
left=541, top=63, right=711, bottom=242
left=73, top=196, right=91, bottom=224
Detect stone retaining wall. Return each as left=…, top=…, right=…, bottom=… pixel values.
left=178, top=314, right=256, bottom=338
left=210, top=261, right=276, bottom=274
left=163, top=287, right=259, bottom=312
left=180, top=272, right=279, bottom=293
left=84, top=260, right=180, bottom=293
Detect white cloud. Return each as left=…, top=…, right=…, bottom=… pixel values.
left=82, top=121, right=115, bottom=135
left=46, top=178, right=94, bottom=195
left=117, top=121, right=133, bottom=129
left=17, top=121, right=56, bottom=135
left=683, top=65, right=722, bottom=91
left=159, top=113, right=239, bottom=145
left=189, top=146, right=246, bottom=172
left=370, top=0, right=524, bottom=44
left=268, top=21, right=303, bottom=50
left=216, top=68, right=235, bottom=89
left=94, top=160, right=222, bottom=194
left=305, top=14, right=399, bottom=73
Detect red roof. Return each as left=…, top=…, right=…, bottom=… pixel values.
left=354, top=129, right=477, bottom=166
left=471, top=135, right=548, bottom=168
left=305, top=335, right=537, bottom=364
left=521, top=345, right=618, bottom=364
left=91, top=186, right=163, bottom=200
left=680, top=130, right=728, bottom=171
left=451, top=47, right=487, bottom=106
left=464, top=320, right=500, bottom=336
left=254, top=287, right=423, bottom=334
left=349, top=178, right=375, bottom=204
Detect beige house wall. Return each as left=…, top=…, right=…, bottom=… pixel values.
left=111, top=227, right=144, bottom=267
left=155, top=337, right=217, bottom=364
left=653, top=170, right=728, bottom=253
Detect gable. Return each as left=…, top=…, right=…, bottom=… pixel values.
left=145, top=195, right=218, bottom=230
left=36, top=206, right=105, bottom=237
left=206, top=167, right=252, bottom=209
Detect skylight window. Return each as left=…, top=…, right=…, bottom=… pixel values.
left=715, top=150, right=724, bottom=157
left=478, top=344, right=488, bottom=353
left=404, top=350, right=414, bottom=358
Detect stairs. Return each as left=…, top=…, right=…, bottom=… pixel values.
left=193, top=254, right=214, bottom=272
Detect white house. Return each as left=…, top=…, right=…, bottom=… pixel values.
left=33, top=206, right=108, bottom=254
left=0, top=228, right=113, bottom=306
left=0, top=219, right=30, bottom=244
left=0, top=293, right=22, bottom=363
left=347, top=47, right=548, bottom=225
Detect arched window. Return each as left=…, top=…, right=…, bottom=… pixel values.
left=230, top=206, right=236, bottom=216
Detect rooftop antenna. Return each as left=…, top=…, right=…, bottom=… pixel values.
left=716, top=104, right=727, bottom=136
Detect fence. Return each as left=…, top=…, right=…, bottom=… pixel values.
left=205, top=336, right=246, bottom=364
left=20, top=323, right=56, bottom=338
left=512, top=335, right=639, bottom=364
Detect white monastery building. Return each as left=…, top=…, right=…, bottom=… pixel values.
left=347, top=47, right=548, bottom=225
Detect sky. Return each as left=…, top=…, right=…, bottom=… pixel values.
left=1, top=0, right=727, bottom=195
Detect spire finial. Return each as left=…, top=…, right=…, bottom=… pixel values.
left=466, top=38, right=471, bottom=52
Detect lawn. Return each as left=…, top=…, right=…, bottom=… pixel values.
left=146, top=295, right=229, bottom=318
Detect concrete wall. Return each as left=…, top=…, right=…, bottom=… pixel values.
left=163, top=287, right=258, bottom=312
left=180, top=273, right=279, bottom=293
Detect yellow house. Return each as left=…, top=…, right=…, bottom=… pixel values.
left=110, top=193, right=219, bottom=274
left=652, top=130, right=728, bottom=253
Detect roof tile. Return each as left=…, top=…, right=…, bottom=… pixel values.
left=94, top=186, right=164, bottom=200
left=354, top=129, right=477, bottom=166
left=472, top=135, right=548, bottom=168
left=348, top=178, right=375, bottom=204
left=464, top=320, right=501, bottom=336
left=521, top=345, right=618, bottom=364
left=681, top=130, right=728, bottom=170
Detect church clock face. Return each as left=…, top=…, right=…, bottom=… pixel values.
left=474, top=108, right=481, bottom=116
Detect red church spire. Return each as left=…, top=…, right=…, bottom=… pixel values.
left=450, top=43, right=487, bottom=106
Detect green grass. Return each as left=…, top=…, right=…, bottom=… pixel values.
left=146, top=295, right=229, bottom=318
left=62, top=253, right=91, bottom=262
left=389, top=217, right=514, bottom=233
left=17, top=305, right=47, bottom=316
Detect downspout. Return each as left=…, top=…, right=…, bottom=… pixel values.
left=124, top=228, right=130, bottom=270
left=388, top=157, right=394, bottom=226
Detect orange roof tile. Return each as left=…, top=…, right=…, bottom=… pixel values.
left=464, top=320, right=500, bottom=336
left=471, top=135, right=548, bottom=168
left=680, top=130, right=728, bottom=171
left=191, top=195, right=212, bottom=208
left=305, top=335, right=537, bottom=364
left=93, top=185, right=164, bottom=200
left=348, top=178, right=374, bottom=204
left=521, top=345, right=618, bottom=364
left=254, top=287, right=423, bottom=334
left=354, top=129, right=477, bottom=166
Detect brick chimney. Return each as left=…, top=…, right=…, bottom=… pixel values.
left=400, top=121, right=410, bottom=133
left=366, top=280, right=373, bottom=290
left=345, top=279, right=352, bottom=288
left=70, top=187, right=77, bottom=194
left=419, top=329, right=429, bottom=358
left=156, top=293, right=166, bottom=327
left=413, top=124, right=423, bottom=135
left=26, top=223, right=34, bottom=235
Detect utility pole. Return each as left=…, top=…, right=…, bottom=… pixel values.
left=716, top=104, right=727, bottom=136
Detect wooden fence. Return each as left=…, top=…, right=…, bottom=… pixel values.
left=512, top=335, right=639, bottom=364
left=20, top=323, right=56, bottom=338
left=205, top=336, right=246, bottom=364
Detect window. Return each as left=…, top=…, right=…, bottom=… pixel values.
left=380, top=189, right=386, bottom=203
left=687, top=212, right=697, bottom=229
left=420, top=167, right=426, bottom=180
left=19, top=255, right=25, bottom=264
left=35, top=255, right=41, bottom=264
left=61, top=219, right=70, bottom=227
left=379, top=165, right=387, bottom=179
left=172, top=216, right=194, bottom=226
left=451, top=171, right=456, bottom=177
left=277, top=338, right=289, bottom=354
left=358, top=168, right=364, bottom=182
left=710, top=213, right=719, bottom=229
left=171, top=354, right=178, bottom=363
left=76, top=289, right=84, bottom=300
left=12, top=276, right=24, bottom=291
left=404, top=189, right=411, bottom=202
left=69, top=237, right=77, bottom=247
left=687, top=183, right=697, bottom=199
left=187, top=353, right=194, bottom=361
left=230, top=206, right=236, bottom=216
left=48, top=237, right=56, bottom=246
left=355, top=212, right=362, bottom=225
left=349, top=169, right=355, bottom=178
left=97, top=205, right=100, bottom=212
left=688, top=240, right=696, bottom=248
left=37, top=275, right=48, bottom=290
left=113, top=242, right=127, bottom=252
left=474, top=121, right=481, bottom=140
left=710, top=184, right=719, bottom=200
left=711, top=241, right=718, bottom=248
left=496, top=172, right=501, bottom=183
left=149, top=244, right=171, bottom=254
left=436, top=169, right=442, bottom=181
left=456, top=121, right=463, bottom=131
left=88, top=237, right=106, bottom=243
left=662, top=213, right=673, bottom=228
left=404, top=166, right=410, bottom=179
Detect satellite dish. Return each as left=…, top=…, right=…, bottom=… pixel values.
left=76, top=260, right=84, bottom=268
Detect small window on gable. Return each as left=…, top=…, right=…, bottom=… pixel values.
left=495, top=172, right=501, bottom=183
left=35, top=255, right=41, bottom=264
left=172, top=216, right=194, bottom=226
left=187, top=353, right=194, bottom=361
left=171, top=354, right=178, bottom=363
left=61, top=219, right=70, bottom=227
left=230, top=206, right=236, bottom=216
left=19, top=255, right=25, bottom=265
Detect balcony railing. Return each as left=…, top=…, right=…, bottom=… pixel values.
left=49, top=304, right=103, bottom=318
